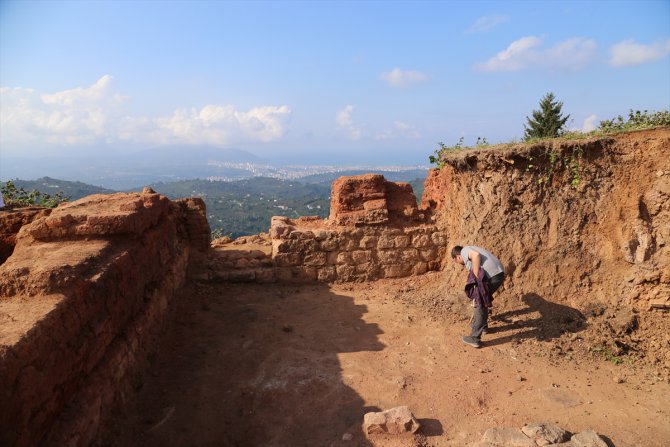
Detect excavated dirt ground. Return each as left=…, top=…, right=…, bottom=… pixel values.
left=105, top=273, right=670, bottom=447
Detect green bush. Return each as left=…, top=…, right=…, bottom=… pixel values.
left=428, top=137, right=465, bottom=168
left=598, top=109, right=670, bottom=132
left=1, top=180, right=69, bottom=209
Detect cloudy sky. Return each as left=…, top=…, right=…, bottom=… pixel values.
left=1, top=0, right=669, bottom=165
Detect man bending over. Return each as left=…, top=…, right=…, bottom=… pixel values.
left=452, top=245, right=505, bottom=348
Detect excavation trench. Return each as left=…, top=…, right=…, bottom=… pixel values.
left=104, top=277, right=670, bottom=447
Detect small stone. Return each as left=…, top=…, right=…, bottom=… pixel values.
left=614, top=376, right=625, bottom=384
left=521, top=422, right=569, bottom=446
left=481, top=427, right=536, bottom=447
left=571, top=429, right=608, bottom=447
left=517, top=375, right=526, bottom=382
left=363, top=406, right=420, bottom=435
left=342, top=432, right=353, bottom=441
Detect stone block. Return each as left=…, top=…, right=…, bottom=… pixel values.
left=411, top=234, right=432, bottom=248
left=419, top=247, right=438, bottom=261
left=351, top=250, right=372, bottom=264
left=383, top=264, right=411, bottom=278
left=481, top=427, right=536, bottom=447
left=273, top=253, right=302, bottom=267
left=394, top=235, right=410, bottom=248
left=521, top=422, right=569, bottom=446
left=363, top=406, right=420, bottom=435
left=378, top=250, right=400, bottom=264
left=304, top=252, right=327, bottom=267
left=401, top=248, right=419, bottom=262
left=571, top=429, right=608, bottom=447
left=359, top=236, right=378, bottom=249
left=317, top=267, right=337, bottom=282
left=378, top=232, right=395, bottom=249
left=336, top=252, right=352, bottom=264
left=336, top=265, right=356, bottom=281
left=320, top=237, right=339, bottom=251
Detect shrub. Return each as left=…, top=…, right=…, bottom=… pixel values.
left=598, top=109, right=670, bottom=132
left=1, top=180, right=69, bottom=209
left=428, top=137, right=465, bottom=168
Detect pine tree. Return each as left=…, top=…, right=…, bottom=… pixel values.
left=524, top=92, right=570, bottom=140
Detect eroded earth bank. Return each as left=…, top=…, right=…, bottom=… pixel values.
left=1, top=128, right=669, bottom=446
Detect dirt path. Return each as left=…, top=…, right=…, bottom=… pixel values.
left=106, top=276, right=670, bottom=447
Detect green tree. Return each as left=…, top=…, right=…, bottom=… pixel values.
left=524, top=92, right=570, bottom=140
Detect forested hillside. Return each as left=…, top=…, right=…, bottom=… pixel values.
left=146, top=178, right=331, bottom=238
left=9, top=177, right=115, bottom=201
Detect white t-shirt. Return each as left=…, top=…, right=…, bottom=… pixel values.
left=460, top=246, right=504, bottom=278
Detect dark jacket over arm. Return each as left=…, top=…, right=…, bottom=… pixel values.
left=465, top=268, right=492, bottom=308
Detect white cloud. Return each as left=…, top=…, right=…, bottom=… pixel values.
left=0, top=76, right=124, bottom=146
left=582, top=114, right=598, bottom=132
left=467, top=15, right=510, bottom=33
left=609, top=39, right=670, bottom=67
left=476, top=36, right=596, bottom=72
left=0, top=76, right=291, bottom=148
left=336, top=105, right=361, bottom=140
left=376, top=121, right=421, bottom=141
left=120, top=105, right=291, bottom=146
left=380, top=68, right=429, bottom=88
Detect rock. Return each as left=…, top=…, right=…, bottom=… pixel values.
left=571, top=429, right=608, bottom=447
left=614, top=376, right=625, bottom=384
left=329, top=174, right=419, bottom=226
left=142, top=186, right=156, bottom=194
left=363, top=406, right=420, bottom=435
left=521, top=422, right=569, bottom=446
left=607, top=309, right=638, bottom=334
left=481, top=427, right=536, bottom=447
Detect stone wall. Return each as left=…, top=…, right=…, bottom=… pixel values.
left=270, top=216, right=447, bottom=282
left=0, top=192, right=209, bottom=447
left=266, top=174, right=446, bottom=283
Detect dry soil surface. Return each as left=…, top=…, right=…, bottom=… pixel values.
left=106, top=274, right=670, bottom=447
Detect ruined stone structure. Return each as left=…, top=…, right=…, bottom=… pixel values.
left=1, top=128, right=669, bottom=446
left=0, top=192, right=209, bottom=447
left=205, top=174, right=447, bottom=283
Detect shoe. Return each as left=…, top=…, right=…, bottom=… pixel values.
left=462, top=336, right=481, bottom=348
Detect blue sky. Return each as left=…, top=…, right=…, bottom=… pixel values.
left=1, top=0, right=669, bottom=165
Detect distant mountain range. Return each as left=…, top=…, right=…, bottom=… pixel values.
left=1, top=146, right=428, bottom=190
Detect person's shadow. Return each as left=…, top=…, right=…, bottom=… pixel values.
left=483, top=293, right=586, bottom=347
left=102, top=282, right=386, bottom=447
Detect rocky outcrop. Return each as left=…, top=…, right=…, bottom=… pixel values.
left=0, top=191, right=209, bottom=447
left=330, top=174, right=426, bottom=226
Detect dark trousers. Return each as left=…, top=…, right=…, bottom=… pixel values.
left=470, top=272, right=505, bottom=339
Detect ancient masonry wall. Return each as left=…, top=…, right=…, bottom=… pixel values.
left=267, top=174, right=446, bottom=283
left=270, top=216, right=447, bottom=282
left=0, top=192, right=210, bottom=447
